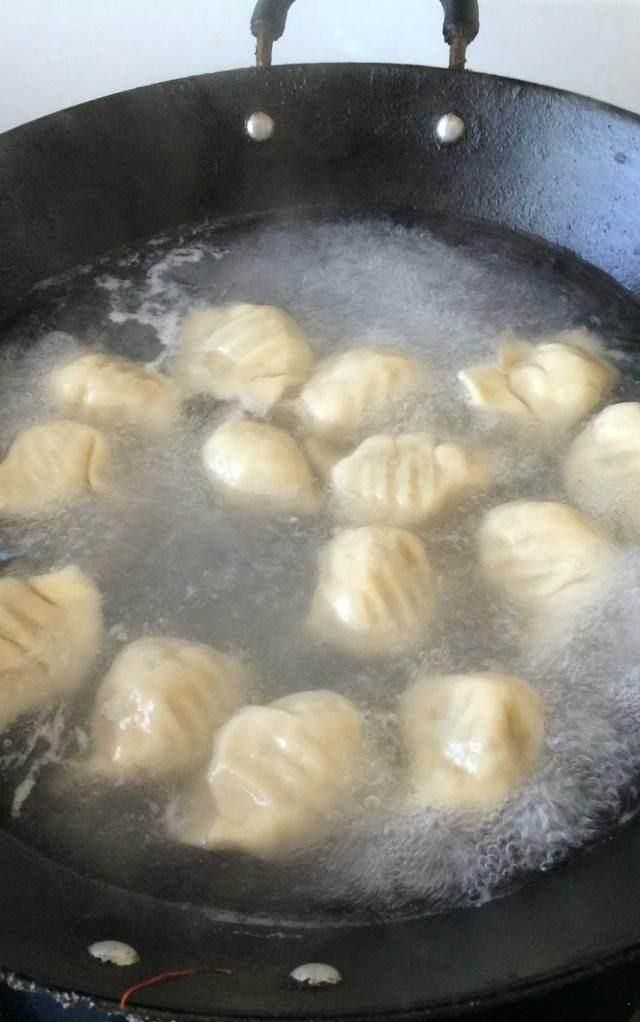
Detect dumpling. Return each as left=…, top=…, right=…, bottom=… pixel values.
left=478, top=500, right=614, bottom=640
left=88, top=637, right=247, bottom=779
left=330, top=433, right=488, bottom=526
left=308, top=526, right=436, bottom=656
left=51, top=353, right=180, bottom=430
left=0, top=566, right=102, bottom=730
left=178, top=303, right=313, bottom=413
left=400, top=672, right=544, bottom=809
left=172, top=689, right=363, bottom=856
left=457, top=365, right=531, bottom=416
left=295, top=346, right=427, bottom=442
left=202, top=418, right=319, bottom=513
left=0, top=420, right=110, bottom=514
left=563, top=402, right=640, bottom=540
left=459, top=331, right=618, bottom=428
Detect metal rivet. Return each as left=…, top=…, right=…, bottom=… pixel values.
left=290, top=963, right=342, bottom=988
left=246, top=112, right=275, bottom=141
left=435, top=112, right=466, bottom=146
left=88, top=940, right=140, bottom=967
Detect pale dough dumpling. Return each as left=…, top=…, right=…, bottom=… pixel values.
left=88, top=637, right=247, bottom=779
left=51, top=353, right=180, bottom=430
left=202, top=418, right=319, bottom=513
left=308, top=526, right=436, bottom=656
left=173, top=689, right=363, bottom=856
left=0, top=420, right=110, bottom=514
left=478, top=500, right=615, bottom=641
left=459, top=331, right=618, bottom=428
left=178, top=303, right=313, bottom=413
left=0, top=566, right=102, bottom=730
left=295, top=346, right=427, bottom=442
left=330, top=433, right=489, bottom=526
left=563, top=402, right=640, bottom=540
left=400, top=672, right=544, bottom=809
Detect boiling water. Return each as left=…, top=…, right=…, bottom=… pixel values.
left=1, top=211, right=640, bottom=924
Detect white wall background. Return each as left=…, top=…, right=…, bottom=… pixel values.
left=2, top=0, right=640, bottom=133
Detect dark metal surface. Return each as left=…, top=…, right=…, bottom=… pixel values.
left=1, top=64, right=640, bottom=327
left=2, top=960, right=640, bottom=1021
left=1, top=63, right=640, bottom=1019
left=1, top=817, right=640, bottom=1019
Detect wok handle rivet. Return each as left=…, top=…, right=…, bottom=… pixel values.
left=88, top=940, right=140, bottom=967
left=435, top=112, right=466, bottom=146
left=289, top=962, right=342, bottom=987
left=246, top=112, right=275, bottom=141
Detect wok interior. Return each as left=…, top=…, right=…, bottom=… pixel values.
left=1, top=209, right=640, bottom=926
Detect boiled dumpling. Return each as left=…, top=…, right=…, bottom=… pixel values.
left=478, top=500, right=614, bottom=607
left=295, top=346, right=427, bottom=442
left=202, top=418, right=319, bottom=513
left=51, top=353, right=180, bottom=430
left=563, top=402, right=640, bottom=540
left=0, top=566, right=102, bottom=730
left=457, top=365, right=530, bottom=416
left=459, top=331, right=618, bottom=428
left=330, top=433, right=488, bottom=526
left=0, top=420, right=110, bottom=514
left=308, top=526, right=436, bottom=656
left=88, top=637, right=247, bottom=779
left=178, top=303, right=313, bottom=413
left=400, top=672, right=544, bottom=809
left=172, top=689, right=363, bottom=856
left=478, top=500, right=615, bottom=641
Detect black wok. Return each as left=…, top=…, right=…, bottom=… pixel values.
left=1, top=1, right=640, bottom=1018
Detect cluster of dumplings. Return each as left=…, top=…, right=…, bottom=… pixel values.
left=0, top=299, right=632, bottom=861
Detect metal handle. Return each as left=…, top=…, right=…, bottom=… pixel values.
left=251, top=0, right=297, bottom=66
left=249, top=0, right=479, bottom=69
left=440, top=0, right=480, bottom=69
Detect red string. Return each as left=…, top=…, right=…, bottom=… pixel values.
left=119, top=965, right=232, bottom=1010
